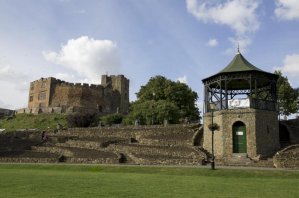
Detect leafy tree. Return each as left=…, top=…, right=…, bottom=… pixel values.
left=275, top=70, right=298, bottom=117
left=129, top=75, right=199, bottom=124
left=128, top=100, right=180, bottom=125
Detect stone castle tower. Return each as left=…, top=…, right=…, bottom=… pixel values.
left=101, top=75, right=129, bottom=114
left=202, top=51, right=280, bottom=160
left=22, top=75, right=129, bottom=115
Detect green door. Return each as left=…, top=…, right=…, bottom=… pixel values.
left=233, top=122, right=247, bottom=153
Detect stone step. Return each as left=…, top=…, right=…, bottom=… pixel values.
left=215, top=157, right=274, bottom=167
left=55, top=138, right=129, bottom=150
left=0, top=157, right=58, bottom=163
left=55, top=140, right=102, bottom=150
left=0, top=150, right=59, bottom=163
left=31, top=145, right=119, bottom=159
left=0, top=150, right=59, bottom=158
left=63, top=157, right=119, bottom=164
left=108, top=143, right=205, bottom=159
left=129, top=153, right=204, bottom=165
left=137, top=138, right=192, bottom=146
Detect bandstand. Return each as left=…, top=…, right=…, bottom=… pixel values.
left=202, top=51, right=280, bottom=159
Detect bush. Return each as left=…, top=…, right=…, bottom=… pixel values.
left=100, top=113, right=124, bottom=126
left=67, top=112, right=99, bottom=128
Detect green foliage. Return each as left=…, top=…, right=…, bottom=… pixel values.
left=0, top=164, right=299, bottom=198
left=67, top=112, right=99, bottom=128
left=128, top=100, right=180, bottom=125
left=129, top=75, right=199, bottom=125
left=0, top=113, right=66, bottom=131
left=100, top=113, right=124, bottom=126
left=275, top=70, right=299, bottom=117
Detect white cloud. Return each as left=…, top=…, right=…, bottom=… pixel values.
left=186, top=0, right=260, bottom=53
left=177, top=75, right=188, bottom=84
left=186, top=0, right=260, bottom=35
left=0, top=99, right=12, bottom=109
left=275, top=0, right=299, bottom=20
left=0, top=65, right=30, bottom=109
left=43, top=36, right=121, bottom=84
left=0, top=65, right=30, bottom=91
left=54, top=73, right=76, bottom=83
left=274, top=54, right=299, bottom=75
left=206, top=39, right=218, bottom=47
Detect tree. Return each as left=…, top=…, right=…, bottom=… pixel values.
left=128, top=75, right=199, bottom=124
left=128, top=100, right=180, bottom=125
left=275, top=70, right=298, bottom=117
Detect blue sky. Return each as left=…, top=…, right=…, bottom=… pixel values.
left=0, top=0, right=299, bottom=112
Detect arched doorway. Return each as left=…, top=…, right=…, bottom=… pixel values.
left=232, top=121, right=247, bottom=153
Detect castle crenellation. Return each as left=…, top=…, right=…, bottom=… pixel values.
left=32, top=77, right=108, bottom=89
left=18, top=75, right=129, bottom=115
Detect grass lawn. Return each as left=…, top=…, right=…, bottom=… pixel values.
left=0, top=113, right=67, bottom=131
left=0, top=164, right=298, bottom=198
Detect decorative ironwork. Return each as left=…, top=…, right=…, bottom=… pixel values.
left=203, top=72, right=278, bottom=112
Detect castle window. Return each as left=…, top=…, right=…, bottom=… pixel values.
left=38, top=92, right=46, bottom=100
left=29, top=95, right=34, bottom=102
left=39, top=103, right=46, bottom=108
left=30, top=85, right=34, bottom=91
left=98, top=105, right=103, bottom=112
left=41, top=82, right=46, bottom=88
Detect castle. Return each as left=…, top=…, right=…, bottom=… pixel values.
left=17, top=75, right=129, bottom=115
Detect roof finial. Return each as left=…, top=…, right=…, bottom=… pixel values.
left=237, top=42, right=240, bottom=54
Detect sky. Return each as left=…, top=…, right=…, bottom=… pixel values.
left=0, top=0, right=299, bottom=113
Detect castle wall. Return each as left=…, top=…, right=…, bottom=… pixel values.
left=203, top=108, right=279, bottom=159
left=28, top=77, right=51, bottom=109
left=26, top=75, right=129, bottom=115
left=0, top=108, right=14, bottom=117
left=255, top=111, right=280, bottom=156
left=101, top=75, right=129, bottom=114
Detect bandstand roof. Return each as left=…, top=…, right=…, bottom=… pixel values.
left=219, top=52, right=263, bottom=74
left=202, top=51, right=278, bottom=84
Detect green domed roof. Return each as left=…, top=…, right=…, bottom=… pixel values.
left=218, top=52, right=264, bottom=74
left=202, top=51, right=278, bottom=89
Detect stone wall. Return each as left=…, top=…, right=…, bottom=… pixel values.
left=0, top=108, right=14, bottom=118
left=203, top=108, right=279, bottom=159
left=28, top=77, right=52, bottom=110
left=24, top=75, right=129, bottom=115
left=102, top=75, right=129, bottom=114
left=273, top=144, right=299, bottom=168
left=280, top=119, right=299, bottom=145
left=0, top=124, right=205, bottom=165
left=52, top=125, right=196, bottom=146
left=255, top=110, right=280, bottom=157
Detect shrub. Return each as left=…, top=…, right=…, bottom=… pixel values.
left=100, top=113, right=124, bottom=126
left=67, top=112, right=99, bottom=128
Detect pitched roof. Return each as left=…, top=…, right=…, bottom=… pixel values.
left=218, top=52, right=264, bottom=74
left=202, top=51, right=278, bottom=84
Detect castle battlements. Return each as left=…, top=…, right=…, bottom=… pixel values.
left=26, top=75, right=129, bottom=115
